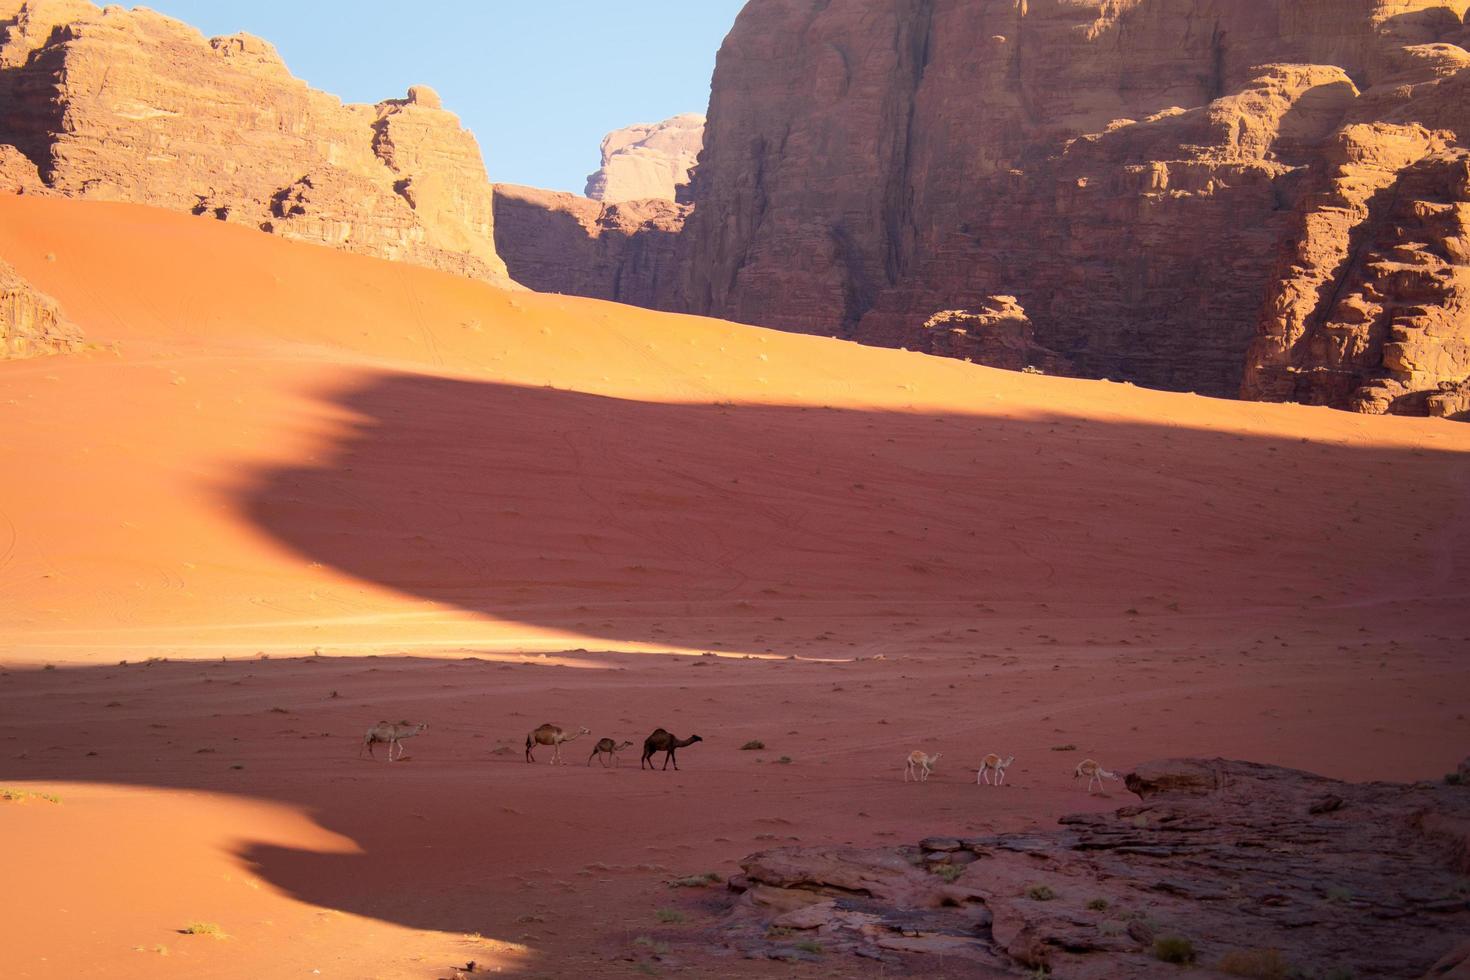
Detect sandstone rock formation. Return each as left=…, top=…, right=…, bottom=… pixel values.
left=1, top=258, right=82, bottom=358
left=584, top=113, right=704, bottom=203
left=721, top=758, right=1470, bottom=976
left=0, top=1, right=510, bottom=284
left=915, top=299, right=1070, bottom=374
left=615, top=0, right=1469, bottom=415
left=493, top=184, right=687, bottom=308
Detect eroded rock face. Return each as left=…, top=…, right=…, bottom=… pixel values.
left=0, top=1, right=510, bottom=284
left=492, top=184, right=688, bottom=309
left=584, top=113, right=704, bottom=203
left=0, top=258, right=82, bottom=358
left=723, top=759, right=1470, bottom=977
left=914, top=299, right=1070, bottom=374
left=660, top=0, right=1470, bottom=410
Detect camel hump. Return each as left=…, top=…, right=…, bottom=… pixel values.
left=397, top=719, right=411, bottom=725
left=650, top=727, right=670, bottom=736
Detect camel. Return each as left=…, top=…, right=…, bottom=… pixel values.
left=977, top=753, right=1015, bottom=786
left=1075, top=758, right=1118, bottom=793
left=587, top=738, right=634, bottom=767
left=641, top=728, right=703, bottom=770
left=525, top=723, right=590, bottom=764
left=359, top=720, right=426, bottom=762
left=904, top=749, right=940, bottom=782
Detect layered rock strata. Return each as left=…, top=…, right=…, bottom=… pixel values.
left=0, top=258, right=82, bottom=358
left=721, top=758, right=1470, bottom=977
left=0, top=1, right=510, bottom=284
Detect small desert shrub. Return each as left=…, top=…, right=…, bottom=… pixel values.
left=1445, top=772, right=1465, bottom=786
left=933, top=864, right=965, bottom=883
left=1086, top=898, right=1109, bottom=911
left=1217, top=948, right=1290, bottom=979
left=795, top=939, right=823, bottom=954
left=740, top=740, right=765, bottom=751
left=1051, top=743, right=1078, bottom=752
left=776, top=756, right=792, bottom=765
left=1025, top=884, right=1056, bottom=901
left=655, top=908, right=685, bottom=924
left=1, top=788, right=61, bottom=804
left=1153, top=936, right=1196, bottom=965
left=667, top=872, right=721, bottom=888
left=181, top=922, right=226, bottom=938
left=1324, top=885, right=1353, bottom=904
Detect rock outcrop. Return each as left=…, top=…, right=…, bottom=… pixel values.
left=1, top=258, right=82, bottom=358
left=584, top=113, right=704, bottom=203
left=493, top=184, right=688, bottom=309
left=721, top=758, right=1470, bottom=977
left=0, top=1, right=510, bottom=284
left=914, top=299, right=1070, bottom=374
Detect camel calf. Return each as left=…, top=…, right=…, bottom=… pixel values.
left=904, top=749, right=940, bottom=782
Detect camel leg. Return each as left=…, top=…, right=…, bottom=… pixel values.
left=998, top=769, right=1006, bottom=786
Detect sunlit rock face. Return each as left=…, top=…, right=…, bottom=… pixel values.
left=584, top=113, right=704, bottom=204
left=0, top=0, right=511, bottom=284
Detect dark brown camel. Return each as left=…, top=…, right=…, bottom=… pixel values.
left=641, top=728, right=703, bottom=770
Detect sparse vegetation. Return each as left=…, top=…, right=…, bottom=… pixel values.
left=794, top=939, right=823, bottom=954
left=1051, top=743, right=1078, bottom=751
left=667, top=872, right=722, bottom=888
left=1025, top=884, right=1056, bottom=901
left=1217, top=948, right=1290, bottom=979
left=933, top=864, right=965, bottom=883
left=777, top=756, right=792, bottom=765
left=0, top=788, right=61, bottom=804
left=181, top=922, right=226, bottom=938
left=740, top=740, right=765, bottom=751
left=1086, top=898, right=1109, bottom=911
left=655, top=908, right=685, bottom=924
left=1324, top=885, right=1353, bottom=904
left=1445, top=771, right=1465, bottom=786
left=1153, top=936, right=1196, bottom=964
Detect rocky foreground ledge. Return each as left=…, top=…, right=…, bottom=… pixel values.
left=724, top=759, right=1470, bottom=978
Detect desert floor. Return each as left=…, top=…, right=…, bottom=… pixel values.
left=2, top=195, right=1468, bottom=978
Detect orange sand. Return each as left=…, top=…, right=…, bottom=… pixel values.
left=1, top=195, right=1467, bottom=978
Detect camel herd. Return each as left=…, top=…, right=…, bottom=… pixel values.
left=361, top=721, right=1118, bottom=792
left=905, top=748, right=1120, bottom=793
left=360, top=720, right=703, bottom=770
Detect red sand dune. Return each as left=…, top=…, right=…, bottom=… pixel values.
left=1, top=195, right=1468, bottom=977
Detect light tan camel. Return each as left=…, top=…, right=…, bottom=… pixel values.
left=1075, top=758, right=1118, bottom=793
left=525, top=723, right=589, bottom=764
left=359, top=720, right=426, bottom=762
left=977, top=753, right=1015, bottom=786
left=587, top=738, right=634, bottom=767
left=904, top=749, right=940, bottom=782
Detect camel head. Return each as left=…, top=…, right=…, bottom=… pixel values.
left=688, top=734, right=704, bottom=744
left=578, top=726, right=591, bottom=735
left=1001, top=755, right=1014, bottom=768
left=931, top=753, right=941, bottom=765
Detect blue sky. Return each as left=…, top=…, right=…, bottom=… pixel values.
left=139, top=1, right=747, bottom=194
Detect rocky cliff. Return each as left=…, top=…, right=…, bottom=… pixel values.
left=585, top=113, right=704, bottom=203
left=1, top=257, right=82, bottom=358
left=0, top=0, right=510, bottom=285
left=656, top=0, right=1470, bottom=413
left=493, top=184, right=688, bottom=309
